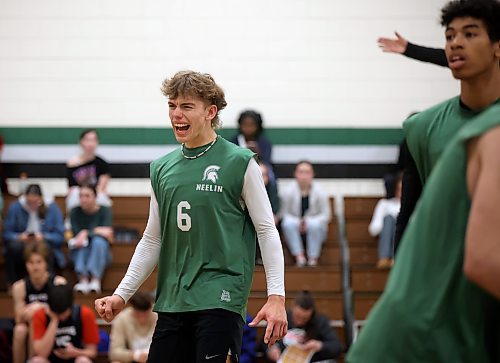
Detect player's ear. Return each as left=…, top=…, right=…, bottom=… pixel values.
left=494, top=40, right=500, bottom=60
left=206, top=104, right=217, bottom=121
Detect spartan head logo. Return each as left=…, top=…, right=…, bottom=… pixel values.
left=202, top=165, right=221, bottom=184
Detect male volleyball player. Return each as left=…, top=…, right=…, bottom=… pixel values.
left=96, top=71, right=287, bottom=363
left=393, top=0, right=500, bottom=252
left=347, top=0, right=500, bottom=361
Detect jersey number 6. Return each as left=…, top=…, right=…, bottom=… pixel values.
left=177, top=201, right=192, bottom=231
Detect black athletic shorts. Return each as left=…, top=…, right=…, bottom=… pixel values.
left=147, top=308, right=244, bottom=363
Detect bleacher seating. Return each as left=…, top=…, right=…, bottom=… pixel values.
left=344, top=197, right=390, bottom=321
left=1, top=194, right=364, bottom=362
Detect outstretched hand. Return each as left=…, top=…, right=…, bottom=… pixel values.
left=249, top=295, right=287, bottom=346
left=377, top=31, right=408, bottom=54
left=95, top=294, right=125, bottom=323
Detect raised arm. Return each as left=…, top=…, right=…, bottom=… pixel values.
left=377, top=31, right=408, bottom=54
left=378, top=31, right=448, bottom=67
left=404, top=43, right=448, bottom=68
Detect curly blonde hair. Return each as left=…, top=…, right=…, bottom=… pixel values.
left=161, top=70, right=227, bottom=129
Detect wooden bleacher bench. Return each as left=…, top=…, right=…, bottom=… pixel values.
left=343, top=196, right=390, bottom=323
left=1, top=194, right=348, bottom=361
left=253, top=265, right=341, bottom=293
left=344, top=196, right=379, bottom=248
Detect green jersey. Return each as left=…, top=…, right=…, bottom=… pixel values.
left=70, top=206, right=112, bottom=235
left=404, top=97, right=499, bottom=184
left=347, top=103, right=500, bottom=362
left=150, top=136, right=256, bottom=320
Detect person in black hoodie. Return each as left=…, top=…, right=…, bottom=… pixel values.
left=265, top=291, right=343, bottom=362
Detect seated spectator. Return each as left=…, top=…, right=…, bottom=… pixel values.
left=231, top=110, right=272, bottom=164
left=368, top=173, right=402, bottom=269
left=109, top=291, right=157, bottom=363
left=280, top=161, right=331, bottom=267
left=231, top=110, right=276, bottom=181
left=265, top=291, right=342, bottom=363
left=31, top=283, right=99, bottom=363
left=12, top=241, right=66, bottom=363
left=66, top=129, right=111, bottom=211
left=241, top=313, right=257, bottom=363
left=70, top=184, right=113, bottom=294
left=3, top=184, right=66, bottom=285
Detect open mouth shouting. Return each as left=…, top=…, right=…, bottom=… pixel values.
left=174, top=123, right=191, bottom=137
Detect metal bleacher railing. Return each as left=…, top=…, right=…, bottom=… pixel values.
left=336, top=209, right=354, bottom=348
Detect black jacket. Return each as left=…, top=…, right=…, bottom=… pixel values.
left=272, top=310, right=343, bottom=362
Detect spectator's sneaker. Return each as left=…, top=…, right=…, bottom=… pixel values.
left=88, top=279, right=102, bottom=294
left=74, top=280, right=90, bottom=294
left=376, top=258, right=392, bottom=270
left=295, top=255, right=307, bottom=267
left=307, top=258, right=318, bottom=267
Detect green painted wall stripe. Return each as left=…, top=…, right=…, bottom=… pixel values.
left=0, top=127, right=403, bottom=145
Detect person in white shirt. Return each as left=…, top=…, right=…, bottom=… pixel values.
left=368, top=173, right=402, bottom=269
left=280, top=161, right=331, bottom=267
left=109, top=292, right=157, bottom=363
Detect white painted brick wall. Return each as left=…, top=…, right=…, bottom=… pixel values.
left=0, top=0, right=456, bottom=128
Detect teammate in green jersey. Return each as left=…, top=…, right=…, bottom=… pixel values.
left=394, top=0, right=500, bottom=251
left=347, top=106, right=500, bottom=363
left=95, top=71, right=287, bottom=363
left=347, top=0, right=500, bottom=361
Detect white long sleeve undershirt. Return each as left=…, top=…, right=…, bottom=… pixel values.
left=114, top=158, right=285, bottom=302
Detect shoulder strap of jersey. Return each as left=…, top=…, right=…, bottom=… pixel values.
left=72, top=305, right=82, bottom=339
left=24, top=277, right=32, bottom=293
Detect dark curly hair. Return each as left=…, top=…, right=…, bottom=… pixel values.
left=237, top=110, right=264, bottom=136
left=441, top=0, right=500, bottom=41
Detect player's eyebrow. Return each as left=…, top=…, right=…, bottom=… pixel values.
left=446, top=23, right=480, bottom=32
